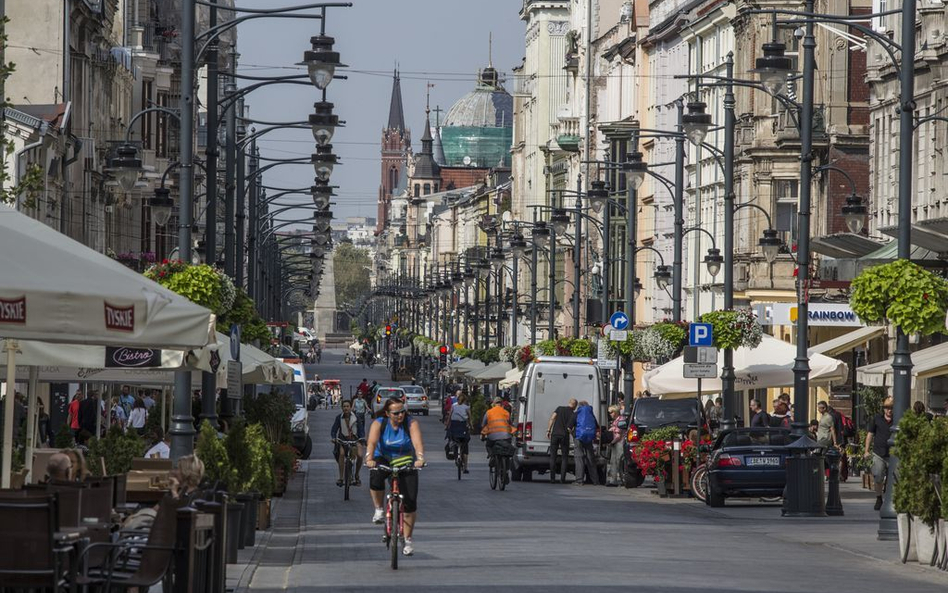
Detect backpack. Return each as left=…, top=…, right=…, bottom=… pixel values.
left=353, top=397, right=366, bottom=415
left=840, top=413, right=856, bottom=440
left=574, top=406, right=597, bottom=444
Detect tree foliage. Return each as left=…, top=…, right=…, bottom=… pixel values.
left=333, top=243, right=371, bottom=307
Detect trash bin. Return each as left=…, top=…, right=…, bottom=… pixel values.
left=782, top=434, right=826, bottom=517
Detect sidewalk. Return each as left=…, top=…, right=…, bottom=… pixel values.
left=630, top=478, right=944, bottom=577
left=228, top=463, right=308, bottom=592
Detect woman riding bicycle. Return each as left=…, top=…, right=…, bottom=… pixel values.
left=331, top=400, right=365, bottom=487
left=364, top=397, right=425, bottom=556
left=446, top=393, right=472, bottom=473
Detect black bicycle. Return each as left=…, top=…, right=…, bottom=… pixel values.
left=447, top=436, right=466, bottom=480
left=488, top=439, right=515, bottom=491
left=334, top=438, right=360, bottom=501
left=372, top=463, right=422, bottom=570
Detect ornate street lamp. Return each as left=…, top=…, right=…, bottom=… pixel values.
left=654, top=265, right=672, bottom=291
left=751, top=40, right=793, bottom=96
left=302, top=34, right=345, bottom=90
left=704, top=247, right=723, bottom=277
left=311, top=144, right=338, bottom=181
left=550, top=208, right=571, bottom=235
left=588, top=179, right=609, bottom=214
left=759, top=229, right=782, bottom=263
left=509, top=232, right=528, bottom=259
left=149, top=187, right=174, bottom=227
left=309, top=101, right=339, bottom=146
left=842, top=194, right=868, bottom=235
left=109, top=143, right=142, bottom=191
left=626, top=150, right=647, bottom=190
left=682, top=101, right=713, bottom=146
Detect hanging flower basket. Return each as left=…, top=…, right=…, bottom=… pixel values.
left=697, top=309, right=763, bottom=350
left=850, top=259, right=948, bottom=336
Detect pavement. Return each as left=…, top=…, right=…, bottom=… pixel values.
left=232, top=349, right=946, bottom=592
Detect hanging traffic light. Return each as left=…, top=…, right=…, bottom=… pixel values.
left=438, top=344, right=448, bottom=366
left=385, top=325, right=392, bottom=336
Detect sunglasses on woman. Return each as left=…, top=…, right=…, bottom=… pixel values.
left=390, top=409, right=406, bottom=416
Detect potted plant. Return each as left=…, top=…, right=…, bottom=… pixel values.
left=893, top=411, right=947, bottom=564
left=850, top=259, right=948, bottom=337
left=86, top=425, right=146, bottom=476
left=630, top=426, right=681, bottom=494
left=697, top=309, right=763, bottom=350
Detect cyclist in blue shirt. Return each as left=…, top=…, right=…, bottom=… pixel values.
left=364, top=397, right=425, bottom=556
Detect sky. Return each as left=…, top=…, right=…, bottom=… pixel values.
left=236, top=0, right=526, bottom=227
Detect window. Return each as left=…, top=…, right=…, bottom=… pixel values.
left=423, top=183, right=431, bottom=195
left=774, top=180, right=798, bottom=252
left=156, top=91, right=171, bottom=158
left=413, top=184, right=420, bottom=198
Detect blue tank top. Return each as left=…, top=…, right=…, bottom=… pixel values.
left=374, top=417, right=415, bottom=459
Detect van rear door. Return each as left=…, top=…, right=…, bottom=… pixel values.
left=527, top=366, right=599, bottom=451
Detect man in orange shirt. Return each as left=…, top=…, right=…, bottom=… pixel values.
left=68, top=390, right=83, bottom=441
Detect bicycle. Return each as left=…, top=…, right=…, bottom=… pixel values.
left=372, top=462, right=422, bottom=570
left=447, top=435, right=467, bottom=480
left=334, top=438, right=361, bottom=501
left=487, top=440, right=514, bottom=491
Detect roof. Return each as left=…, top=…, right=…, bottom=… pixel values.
left=811, top=233, right=885, bottom=258
left=442, top=86, right=513, bottom=129
left=387, top=71, right=406, bottom=132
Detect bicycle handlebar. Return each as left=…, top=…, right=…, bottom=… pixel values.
left=371, top=463, right=425, bottom=473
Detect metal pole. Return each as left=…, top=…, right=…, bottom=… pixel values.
left=720, top=53, right=738, bottom=430
left=224, top=75, right=237, bottom=277
left=601, top=190, right=610, bottom=326
left=672, top=99, right=685, bottom=323
left=236, top=117, right=247, bottom=287
left=881, top=0, right=918, bottom=541
left=171, top=0, right=197, bottom=461
left=200, top=0, right=219, bottom=431
left=511, top=251, right=519, bottom=345
left=548, top=224, right=556, bottom=340
left=531, top=209, right=539, bottom=343
left=792, top=0, right=815, bottom=438
left=495, top=257, right=503, bottom=347
left=573, top=174, right=582, bottom=336
left=247, top=144, right=258, bottom=299
left=623, top=134, right=637, bottom=414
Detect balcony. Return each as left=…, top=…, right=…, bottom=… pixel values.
left=554, top=110, right=581, bottom=153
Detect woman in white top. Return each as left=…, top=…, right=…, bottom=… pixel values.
left=128, top=397, right=148, bottom=435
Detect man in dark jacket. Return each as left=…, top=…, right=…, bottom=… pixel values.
left=77, top=391, right=100, bottom=444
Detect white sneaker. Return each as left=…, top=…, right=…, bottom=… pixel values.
left=402, top=538, right=414, bottom=556
left=372, top=508, right=384, bottom=524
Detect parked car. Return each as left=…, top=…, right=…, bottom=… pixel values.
left=372, top=387, right=407, bottom=414
left=400, top=385, right=429, bottom=415
left=705, top=427, right=791, bottom=507
left=623, top=398, right=705, bottom=488
left=510, top=356, right=605, bottom=482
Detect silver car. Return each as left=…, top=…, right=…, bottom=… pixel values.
left=372, top=387, right=407, bottom=414
left=400, top=385, right=429, bottom=416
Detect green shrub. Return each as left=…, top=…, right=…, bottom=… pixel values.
left=243, top=389, right=294, bottom=445
left=54, top=423, right=74, bottom=448
left=893, top=412, right=947, bottom=527
left=196, top=421, right=230, bottom=485
left=850, top=259, right=948, bottom=336
left=86, top=425, right=146, bottom=476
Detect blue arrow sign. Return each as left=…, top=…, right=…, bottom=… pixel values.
left=689, top=322, right=713, bottom=347
left=610, top=311, right=630, bottom=331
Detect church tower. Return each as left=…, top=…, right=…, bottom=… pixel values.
left=378, top=71, right=411, bottom=233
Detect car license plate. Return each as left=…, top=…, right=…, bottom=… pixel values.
left=746, top=456, right=780, bottom=467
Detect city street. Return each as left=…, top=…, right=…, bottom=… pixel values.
left=233, top=351, right=946, bottom=592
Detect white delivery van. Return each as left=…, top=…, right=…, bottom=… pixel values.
left=511, top=356, right=605, bottom=481
left=281, top=361, right=312, bottom=458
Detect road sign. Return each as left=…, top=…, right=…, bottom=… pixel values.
left=226, top=360, right=243, bottom=399
left=683, top=363, right=717, bottom=378
left=609, top=330, right=628, bottom=341
left=596, top=351, right=618, bottom=370
left=600, top=324, right=614, bottom=338
left=683, top=346, right=718, bottom=364
left=610, top=311, right=630, bottom=331
left=689, top=322, right=713, bottom=347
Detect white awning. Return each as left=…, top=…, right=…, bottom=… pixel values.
left=857, top=341, right=948, bottom=388
left=808, top=326, right=885, bottom=357
left=499, top=366, right=522, bottom=388
left=396, top=345, right=413, bottom=356
left=644, top=334, right=849, bottom=397
left=468, top=361, right=513, bottom=383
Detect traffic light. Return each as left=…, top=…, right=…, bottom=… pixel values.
left=385, top=325, right=391, bottom=336
left=438, top=344, right=448, bottom=366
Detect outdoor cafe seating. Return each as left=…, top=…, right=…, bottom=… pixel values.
left=0, top=471, right=227, bottom=592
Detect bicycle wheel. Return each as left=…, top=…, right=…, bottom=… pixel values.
left=499, top=456, right=508, bottom=491
left=690, top=464, right=708, bottom=503
left=389, top=498, right=400, bottom=570
left=489, top=456, right=498, bottom=490
left=343, top=457, right=351, bottom=501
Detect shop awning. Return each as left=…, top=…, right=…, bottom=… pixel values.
left=857, top=341, right=948, bottom=388
left=808, top=326, right=885, bottom=357
left=643, top=334, right=849, bottom=397
left=450, top=358, right=486, bottom=375
left=468, top=361, right=513, bottom=383
left=499, top=366, right=522, bottom=388
left=811, top=233, right=885, bottom=259
left=879, top=224, right=948, bottom=254
left=396, top=345, right=412, bottom=356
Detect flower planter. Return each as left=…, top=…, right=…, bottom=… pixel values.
left=227, top=500, right=244, bottom=560
left=257, top=498, right=271, bottom=530
left=935, top=519, right=947, bottom=569
left=655, top=481, right=669, bottom=497
left=914, top=518, right=939, bottom=566
left=898, top=513, right=917, bottom=563
left=235, top=492, right=257, bottom=548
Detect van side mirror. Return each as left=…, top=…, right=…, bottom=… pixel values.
left=519, top=396, right=527, bottom=404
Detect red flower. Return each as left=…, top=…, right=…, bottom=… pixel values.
left=162, top=259, right=169, bottom=264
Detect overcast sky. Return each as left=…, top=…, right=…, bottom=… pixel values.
left=236, top=0, right=525, bottom=226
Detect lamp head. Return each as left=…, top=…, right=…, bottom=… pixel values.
left=490, top=248, right=505, bottom=271
left=309, top=101, right=339, bottom=146
left=704, top=247, right=723, bottom=277
left=531, top=221, right=550, bottom=249
left=842, top=194, right=868, bottom=235
left=550, top=208, right=571, bottom=235
left=509, top=232, right=528, bottom=259
left=750, top=41, right=793, bottom=96
left=149, top=187, right=173, bottom=227
left=311, top=144, right=338, bottom=181
left=313, top=210, right=333, bottom=233
left=682, top=101, right=713, bottom=146
left=654, top=265, right=672, bottom=290
left=110, top=143, right=142, bottom=191
left=759, top=229, right=782, bottom=263
left=587, top=179, right=609, bottom=213
left=302, top=34, right=346, bottom=90
left=311, top=182, right=334, bottom=209
left=625, top=151, right=647, bottom=190
left=633, top=277, right=643, bottom=300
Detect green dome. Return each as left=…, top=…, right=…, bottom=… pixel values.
left=440, top=70, right=513, bottom=168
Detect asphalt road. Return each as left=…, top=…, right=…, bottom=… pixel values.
left=239, top=350, right=946, bottom=592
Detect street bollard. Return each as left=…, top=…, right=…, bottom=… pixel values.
left=782, top=434, right=826, bottom=517
left=825, top=448, right=844, bottom=516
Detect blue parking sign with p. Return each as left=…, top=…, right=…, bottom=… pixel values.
left=689, top=323, right=713, bottom=347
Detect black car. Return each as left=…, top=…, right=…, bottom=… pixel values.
left=622, top=398, right=704, bottom=488
left=705, top=427, right=791, bottom=507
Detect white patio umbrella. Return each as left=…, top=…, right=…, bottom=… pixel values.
left=0, top=205, right=216, bottom=487
left=499, top=366, right=522, bottom=389
left=468, top=361, right=514, bottom=383
left=642, top=334, right=848, bottom=398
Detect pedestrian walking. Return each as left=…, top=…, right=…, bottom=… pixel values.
left=770, top=399, right=791, bottom=428
left=865, top=397, right=894, bottom=510
left=68, top=390, right=83, bottom=442
left=569, top=400, right=599, bottom=485
left=110, top=394, right=128, bottom=431
left=749, top=399, right=770, bottom=427
left=816, top=401, right=837, bottom=449
left=546, top=398, right=576, bottom=484
left=78, top=390, right=99, bottom=443
left=128, top=398, right=148, bottom=435
left=605, top=405, right=624, bottom=486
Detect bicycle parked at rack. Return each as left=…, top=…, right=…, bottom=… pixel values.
left=373, top=463, right=422, bottom=570
left=334, top=438, right=361, bottom=501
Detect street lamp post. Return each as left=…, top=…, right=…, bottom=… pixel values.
left=573, top=175, right=583, bottom=336
left=672, top=100, right=685, bottom=323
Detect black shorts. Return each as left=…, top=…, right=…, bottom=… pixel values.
left=369, top=457, right=419, bottom=513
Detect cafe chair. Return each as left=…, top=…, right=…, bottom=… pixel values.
left=0, top=494, right=72, bottom=591
left=73, top=496, right=177, bottom=592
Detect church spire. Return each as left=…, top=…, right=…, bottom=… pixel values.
left=387, top=69, right=406, bottom=132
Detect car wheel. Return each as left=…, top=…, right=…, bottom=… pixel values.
left=707, top=487, right=725, bottom=507
left=521, top=468, right=533, bottom=482
left=299, top=435, right=313, bottom=460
